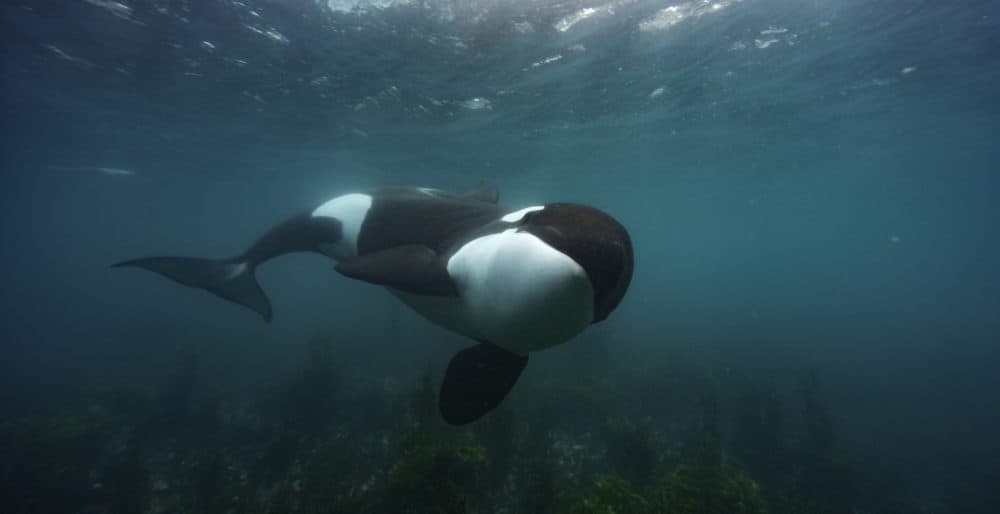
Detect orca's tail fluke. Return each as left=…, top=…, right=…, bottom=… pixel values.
left=113, top=256, right=272, bottom=321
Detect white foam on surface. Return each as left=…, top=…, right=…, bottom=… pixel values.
left=243, top=24, right=290, bottom=44
left=325, top=0, right=412, bottom=14
left=459, top=97, right=492, bottom=110
left=639, top=0, right=742, bottom=33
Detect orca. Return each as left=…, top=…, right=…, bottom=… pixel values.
left=114, top=184, right=634, bottom=425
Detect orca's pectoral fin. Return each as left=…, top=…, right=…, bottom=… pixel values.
left=334, top=244, right=457, bottom=296
left=457, top=182, right=499, bottom=204
left=439, top=342, right=528, bottom=425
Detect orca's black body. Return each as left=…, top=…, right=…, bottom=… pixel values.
left=115, top=184, right=633, bottom=424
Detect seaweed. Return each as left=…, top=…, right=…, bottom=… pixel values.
left=556, top=472, right=649, bottom=514
left=411, top=363, right=438, bottom=429
left=517, top=418, right=557, bottom=514
left=473, top=403, right=515, bottom=488
left=254, top=428, right=303, bottom=486
left=154, top=344, right=201, bottom=435
left=4, top=333, right=924, bottom=514
left=801, top=371, right=835, bottom=456
left=284, top=334, right=341, bottom=435
left=729, top=376, right=787, bottom=488
left=555, top=393, right=767, bottom=514
left=192, top=450, right=228, bottom=514
left=790, top=371, right=855, bottom=511
left=603, top=416, right=658, bottom=488
left=298, top=434, right=364, bottom=514
left=376, top=431, right=489, bottom=514
left=104, top=432, right=149, bottom=514
left=522, top=376, right=617, bottom=432
left=0, top=405, right=111, bottom=513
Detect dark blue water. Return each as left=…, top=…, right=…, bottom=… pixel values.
left=2, top=1, right=998, bottom=512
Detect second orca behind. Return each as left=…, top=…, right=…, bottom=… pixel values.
left=114, top=184, right=634, bottom=425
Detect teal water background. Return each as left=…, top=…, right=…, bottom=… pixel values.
left=2, top=1, right=998, bottom=511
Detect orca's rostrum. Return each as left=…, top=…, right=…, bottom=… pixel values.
left=114, top=184, right=634, bottom=425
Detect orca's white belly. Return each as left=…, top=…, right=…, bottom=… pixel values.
left=394, top=230, right=595, bottom=355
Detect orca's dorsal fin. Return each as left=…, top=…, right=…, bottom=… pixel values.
left=457, top=182, right=499, bottom=204
left=439, top=342, right=528, bottom=425
left=334, top=244, right=457, bottom=296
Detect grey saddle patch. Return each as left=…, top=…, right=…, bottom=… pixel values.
left=456, top=182, right=499, bottom=204
left=334, top=244, right=457, bottom=296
